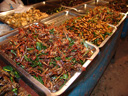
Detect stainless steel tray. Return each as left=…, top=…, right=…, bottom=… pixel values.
left=85, top=0, right=127, bottom=28
left=62, top=4, right=95, bottom=15
left=40, top=10, right=117, bottom=48
left=0, top=2, right=67, bottom=28
left=40, top=11, right=79, bottom=26
left=115, top=13, right=127, bottom=28
left=0, top=26, right=99, bottom=95
left=0, top=2, right=67, bottom=37
left=0, top=59, right=39, bottom=96
left=70, top=4, right=127, bottom=28
left=0, top=29, right=18, bottom=42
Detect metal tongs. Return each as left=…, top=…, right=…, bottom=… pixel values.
left=61, top=5, right=86, bottom=14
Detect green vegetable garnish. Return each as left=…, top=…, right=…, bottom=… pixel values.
left=27, top=48, right=34, bottom=51
left=12, top=88, right=18, bottom=95
left=3, top=66, right=13, bottom=72
left=36, top=42, right=47, bottom=51
left=55, top=57, right=61, bottom=60
left=34, top=75, right=44, bottom=84
left=11, top=50, right=16, bottom=56
left=49, top=28, right=54, bottom=34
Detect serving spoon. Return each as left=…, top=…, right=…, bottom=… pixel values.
left=61, top=5, right=86, bottom=14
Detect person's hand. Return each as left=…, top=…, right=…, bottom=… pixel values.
left=14, top=5, right=32, bottom=13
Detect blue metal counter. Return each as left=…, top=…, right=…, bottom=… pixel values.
left=121, top=14, right=128, bottom=38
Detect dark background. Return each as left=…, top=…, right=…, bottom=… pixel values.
left=22, top=0, right=45, bottom=5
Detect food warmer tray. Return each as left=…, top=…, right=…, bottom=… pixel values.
left=0, top=2, right=67, bottom=28
left=0, top=23, right=99, bottom=95
left=65, top=3, right=127, bottom=28
left=0, top=2, right=68, bottom=38
left=0, top=58, right=38, bottom=96
left=40, top=10, right=117, bottom=48
left=86, top=0, right=127, bottom=28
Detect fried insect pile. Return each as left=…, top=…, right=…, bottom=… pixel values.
left=107, top=0, right=128, bottom=13
left=87, top=6, right=124, bottom=25
left=0, top=23, right=94, bottom=92
left=0, top=66, right=30, bottom=96
left=62, top=15, right=113, bottom=46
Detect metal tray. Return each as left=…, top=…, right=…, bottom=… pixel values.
left=40, top=11, right=79, bottom=26
left=70, top=3, right=127, bottom=28
left=0, top=58, right=38, bottom=96
left=115, top=13, right=127, bottom=28
left=0, top=2, right=67, bottom=28
left=31, top=1, right=66, bottom=15
left=0, top=24, right=99, bottom=95
left=85, top=0, right=127, bottom=28
left=40, top=10, right=117, bottom=48
left=62, top=4, right=95, bottom=15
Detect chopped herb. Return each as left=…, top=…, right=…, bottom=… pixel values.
left=65, top=56, right=72, bottom=60
left=36, top=42, right=47, bottom=51
left=55, top=57, right=61, bottom=60
left=3, top=66, right=13, bottom=72
left=27, top=48, right=34, bottom=51
left=105, top=32, right=111, bottom=35
left=14, top=71, right=20, bottom=79
left=80, top=60, right=84, bottom=65
left=77, top=17, right=81, bottom=19
left=10, top=77, right=13, bottom=82
left=20, top=65, right=25, bottom=69
left=3, top=66, right=20, bottom=79
left=17, top=62, right=21, bottom=65
left=34, top=75, right=44, bottom=84
left=49, top=28, right=54, bottom=34
left=72, top=58, right=76, bottom=63
left=24, top=55, right=31, bottom=62
left=38, top=62, right=42, bottom=67
left=67, top=37, right=74, bottom=47
left=49, top=60, right=57, bottom=66
left=51, top=76, right=57, bottom=80
left=63, top=74, right=68, bottom=79
left=12, top=88, right=18, bottom=95
left=11, top=50, right=16, bottom=56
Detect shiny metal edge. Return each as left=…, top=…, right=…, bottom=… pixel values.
left=115, top=13, right=127, bottom=28
left=87, top=0, right=109, bottom=6
left=40, top=10, right=79, bottom=26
